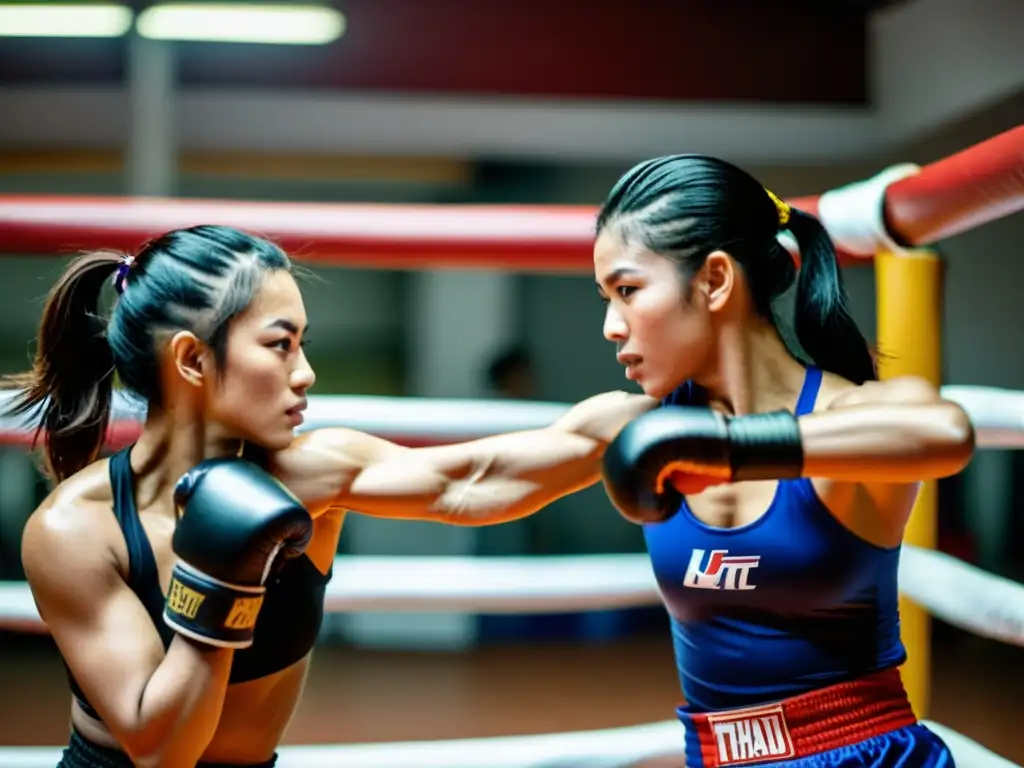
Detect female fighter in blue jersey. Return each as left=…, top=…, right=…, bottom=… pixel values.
left=594, top=155, right=974, bottom=767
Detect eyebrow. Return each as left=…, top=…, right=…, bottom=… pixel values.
left=596, top=267, right=641, bottom=286
left=265, top=318, right=306, bottom=334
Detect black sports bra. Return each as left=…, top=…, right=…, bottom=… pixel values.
left=67, top=446, right=332, bottom=721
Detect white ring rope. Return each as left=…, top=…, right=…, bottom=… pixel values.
left=899, top=546, right=1024, bottom=647
left=0, top=719, right=1016, bottom=768
left=0, top=554, right=662, bottom=632
left=815, top=163, right=923, bottom=257
left=3, top=547, right=1023, bottom=648
left=0, top=383, right=1022, bottom=447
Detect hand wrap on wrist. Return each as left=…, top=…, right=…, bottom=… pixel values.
left=727, top=410, right=804, bottom=482
left=164, top=562, right=266, bottom=649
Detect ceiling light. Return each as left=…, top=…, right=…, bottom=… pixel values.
left=0, top=3, right=132, bottom=38
left=137, top=3, right=345, bottom=45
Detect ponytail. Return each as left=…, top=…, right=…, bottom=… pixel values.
left=1, top=251, right=122, bottom=482
left=788, top=208, right=877, bottom=385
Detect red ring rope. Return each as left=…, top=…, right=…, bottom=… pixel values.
left=0, top=127, right=1021, bottom=269
left=789, top=125, right=1024, bottom=248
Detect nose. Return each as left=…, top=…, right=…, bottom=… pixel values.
left=291, top=349, right=316, bottom=392
left=603, top=304, right=628, bottom=343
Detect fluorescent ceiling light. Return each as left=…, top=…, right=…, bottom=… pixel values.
left=0, top=3, right=132, bottom=38
left=137, top=3, right=345, bottom=45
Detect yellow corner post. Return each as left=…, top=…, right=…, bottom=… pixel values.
left=874, top=248, right=943, bottom=719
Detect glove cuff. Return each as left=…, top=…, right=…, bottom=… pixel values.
left=727, top=410, right=804, bottom=482
left=163, top=562, right=266, bottom=649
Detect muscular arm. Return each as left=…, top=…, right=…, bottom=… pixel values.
left=22, top=498, right=233, bottom=768
left=799, top=376, right=975, bottom=483
left=276, top=390, right=658, bottom=524
left=603, top=376, right=974, bottom=534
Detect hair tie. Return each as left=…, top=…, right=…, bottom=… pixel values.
left=765, top=188, right=791, bottom=229
left=112, top=255, right=135, bottom=295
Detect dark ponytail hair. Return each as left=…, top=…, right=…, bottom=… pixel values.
left=787, top=207, right=876, bottom=384
left=2, top=225, right=292, bottom=483
left=2, top=252, right=121, bottom=483
left=596, top=154, right=876, bottom=385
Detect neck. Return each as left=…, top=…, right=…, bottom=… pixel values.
left=129, top=404, right=243, bottom=512
left=694, top=319, right=809, bottom=416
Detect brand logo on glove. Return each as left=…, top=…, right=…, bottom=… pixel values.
left=683, top=548, right=760, bottom=591
left=707, top=703, right=795, bottom=765
left=224, top=596, right=264, bottom=631
left=167, top=579, right=206, bottom=620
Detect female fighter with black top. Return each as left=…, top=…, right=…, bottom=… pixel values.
left=8, top=225, right=656, bottom=768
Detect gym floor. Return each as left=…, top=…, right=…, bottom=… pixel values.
left=0, top=625, right=1020, bottom=764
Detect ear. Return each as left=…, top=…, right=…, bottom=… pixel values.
left=701, top=251, right=736, bottom=313
left=168, top=331, right=207, bottom=388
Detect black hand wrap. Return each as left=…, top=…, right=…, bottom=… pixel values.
left=165, top=563, right=266, bottom=649
left=601, top=406, right=804, bottom=525
left=163, top=458, right=313, bottom=649
left=727, top=410, right=804, bottom=482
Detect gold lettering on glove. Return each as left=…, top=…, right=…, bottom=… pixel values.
left=167, top=579, right=206, bottom=620
left=224, top=596, right=264, bottom=630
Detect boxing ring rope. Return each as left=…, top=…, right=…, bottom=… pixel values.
left=0, top=127, right=1023, bottom=765
left=0, top=383, right=1023, bottom=451
left=3, top=721, right=1017, bottom=768
left=0, top=126, right=1021, bottom=270
left=3, top=535, right=1024, bottom=645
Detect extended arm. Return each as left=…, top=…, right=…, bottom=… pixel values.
left=600, top=376, right=975, bottom=524
left=798, top=376, right=974, bottom=482
left=275, top=390, right=659, bottom=524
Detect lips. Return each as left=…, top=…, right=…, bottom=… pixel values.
left=617, top=353, right=642, bottom=381
left=286, top=399, right=308, bottom=418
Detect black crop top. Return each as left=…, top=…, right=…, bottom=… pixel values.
left=67, top=446, right=332, bottom=722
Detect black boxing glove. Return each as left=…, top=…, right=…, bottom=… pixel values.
left=163, top=458, right=313, bottom=649
left=600, top=406, right=804, bottom=525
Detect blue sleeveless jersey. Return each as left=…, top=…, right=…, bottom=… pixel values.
left=644, top=367, right=907, bottom=712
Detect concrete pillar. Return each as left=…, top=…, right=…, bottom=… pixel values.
left=338, top=270, right=520, bottom=650
left=964, top=450, right=1013, bottom=574
left=126, top=34, right=176, bottom=196
left=0, top=449, right=36, bottom=577
left=406, top=271, right=518, bottom=398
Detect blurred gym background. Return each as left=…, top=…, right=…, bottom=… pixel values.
left=0, top=0, right=1022, bottom=761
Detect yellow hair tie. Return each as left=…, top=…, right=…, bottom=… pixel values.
left=765, top=188, right=791, bottom=228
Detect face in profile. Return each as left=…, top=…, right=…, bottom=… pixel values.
left=594, top=230, right=713, bottom=399
left=203, top=270, right=316, bottom=450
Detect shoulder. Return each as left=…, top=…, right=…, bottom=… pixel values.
left=277, top=427, right=406, bottom=470
left=815, top=373, right=944, bottom=412
left=21, top=460, right=124, bottom=598
left=269, top=428, right=407, bottom=505
left=565, top=390, right=659, bottom=420
left=554, top=390, right=659, bottom=442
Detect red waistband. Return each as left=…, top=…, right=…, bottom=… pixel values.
left=683, top=668, right=917, bottom=767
